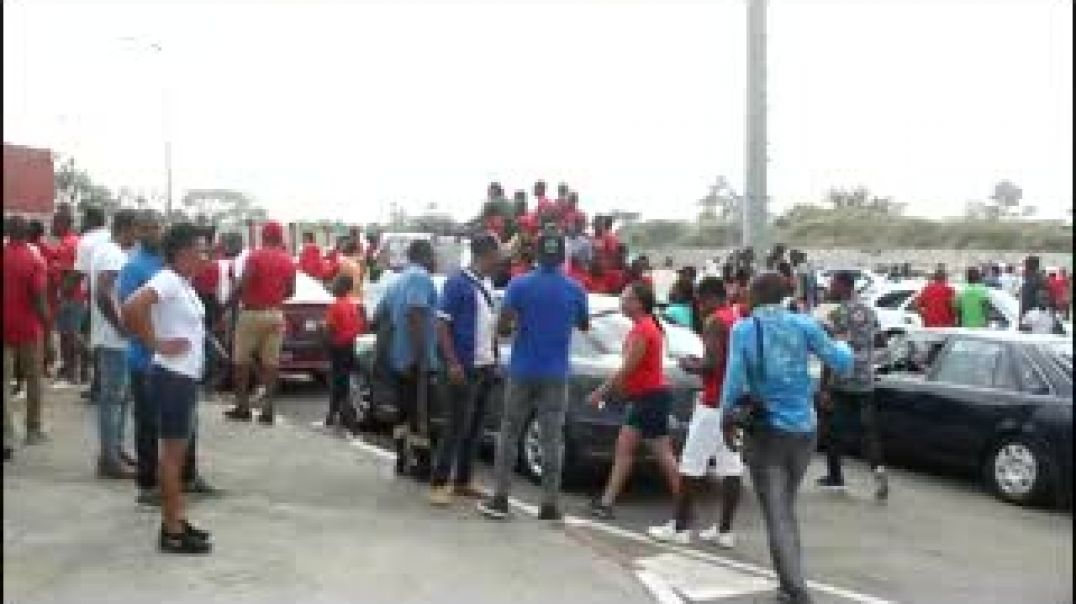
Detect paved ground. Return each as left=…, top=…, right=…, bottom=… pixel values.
left=3, top=386, right=653, bottom=604
left=270, top=379, right=1073, bottom=604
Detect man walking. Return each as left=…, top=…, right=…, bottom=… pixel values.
left=955, top=267, right=991, bottom=328
left=816, top=271, right=888, bottom=500
left=223, top=222, right=296, bottom=425
left=4, top=216, right=50, bottom=460
left=478, top=229, right=589, bottom=521
left=384, top=240, right=439, bottom=478
left=648, top=277, right=744, bottom=547
left=119, top=211, right=218, bottom=505
left=428, top=234, right=501, bottom=505
left=90, top=209, right=139, bottom=478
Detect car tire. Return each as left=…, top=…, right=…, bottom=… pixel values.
left=517, top=413, right=577, bottom=485
left=984, top=435, right=1055, bottom=506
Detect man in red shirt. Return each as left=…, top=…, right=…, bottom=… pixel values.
left=533, top=180, right=556, bottom=224
left=50, top=211, right=86, bottom=385
left=224, top=221, right=296, bottom=424
left=649, top=277, right=743, bottom=545
left=27, top=220, right=58, bottom=377
left=323, top=274, right=366, bottom=431
left=297, top=232, right=324, bottom=281
left=917, top=269, right=957, bottom=328
left=592, top=215, right=621, bottom=269
left=4, top=216, right=50, bottom=458
left=558, top=192, right=586, bottom=233
left=1048, top=269, right=1071, bottom=321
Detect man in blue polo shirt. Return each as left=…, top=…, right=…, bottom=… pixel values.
left=478, top=228, right=588, bottom=521
left=118, top=211, right=217, bottom=505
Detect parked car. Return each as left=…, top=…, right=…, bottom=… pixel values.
left=352, top=294, right=704, bottom=481
left=868, top=281, right=1072, bottom=345
left=858, top=328, right=1073, bottom=508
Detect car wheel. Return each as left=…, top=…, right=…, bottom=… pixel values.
left=984, top=436, right=1054, bottom=506
left=517, top=414, right=576, bottom=485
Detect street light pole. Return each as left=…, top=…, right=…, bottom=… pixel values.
left=743, top=0, right=768, bottom=251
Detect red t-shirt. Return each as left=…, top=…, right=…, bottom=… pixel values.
left=918, top=282, right=957, bottom=328
left=588, top=271, right=621, bottom=295
left=241, top=247, right=297, bottom=309
left=594, top=232, right=620, bottom=266
left=322, top=250, right=340, bottom=281
left=623, top=315, right=666, bottom=397
left=567, top=264, right=593, bottom=291
left=3, top=241, right=48, bottom=345
left=298, top=244, right=324, bottom=279
left=192, top=259, right=220, bottom=297
left=534, top=197, right=556, bottom=218
left=1048, top=275, right=1070, bottom=305
left=701, top=305, right=742, bottom=406
left=325, top=296, right=366, bottom=347
left=52, top=232, right=86, bottom=302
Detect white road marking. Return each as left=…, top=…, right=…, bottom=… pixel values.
left=637, top=552, right=774, bottom=600
left=300, top=421, right=894, bottom=604
left=634, top=568, right=686, bottom=604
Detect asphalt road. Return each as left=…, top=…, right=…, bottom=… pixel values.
left=264, top=379, right=1072, bottom=604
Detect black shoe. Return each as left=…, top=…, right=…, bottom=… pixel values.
left=182, top=520, right=211, bottom=542
left=816, top=476, right=846, bottom=491
left=3, top=447, right=12, bottom=462
left=394, top=438, right=407, bottom=476
left=587, top=498, right=615, bottom=520
left=159, top=525, right=212, bottom=554
left=257, top=409, right=275, bottom=425
left=323, top=413, right=338, bottom=427
left=538, top=504, right=562, bottom=521
left=184, top=477, right=223, bottom=498
left=223, top=406, right=252, bottom=422
left=477, top=495, right=511, bottom=520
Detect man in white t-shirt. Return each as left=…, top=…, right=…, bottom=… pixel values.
left=90, top=210, right=139, bottom=478
left=72, top=207, right=111, bottom=402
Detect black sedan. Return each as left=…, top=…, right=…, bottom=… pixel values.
left=864, top=328, right=1073, bottom=508
left=352, top=297, right=704, bottom=482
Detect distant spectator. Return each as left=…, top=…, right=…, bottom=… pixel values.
left=1019, top=256, right=1048, bottom=319
left=564, top=215, right=593, bottom=270
left=917, top=269, right=957, bottom=328
left=999, top=264, right=1021, bottom=298
left=1047, top=268, right=1070, bottom=321
left=956, top=267, right=990, bottom=328
left=336, top=236, right=366, bottom=298
left=322, top=274, right=367, bottom=431
left=298, top=232, right=324, bottom=280
left=983, top=264, right=1002, bottom=289
left=1021, top=288, right=1065, bottom=335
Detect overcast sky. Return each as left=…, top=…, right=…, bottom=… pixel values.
left=4, top=0, right=1072, bottom=224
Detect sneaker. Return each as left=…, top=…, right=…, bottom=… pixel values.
left=874, top=468, right=890, bottom=502
left=428, top=485, right=453, bottom=506
left=587, top=498, right=615, bottom=520
left=538, top=504, right=562, bottom=521
left=223, top=406, right=252, bottom=422
left=816, top=475, right=846, bottom=491
left=184, top=477, right=224, bottom=498
left=182, top=520, right=211, bottom=542
left=453, top=483, right=485, bottom=499
left=477, top=495, right=511, bottom=520
left=159, top=525, right=212, bottom=555
left=648, top=521, right=691, bottom=545
left=137, top=488, right=162, bottom=506
left=699, top=525, right=736, bottom=549
left=24, top=431, right=49, bottom=446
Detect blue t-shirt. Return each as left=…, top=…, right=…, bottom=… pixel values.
left=388, top=264, right=440, bottom=373
left=503, top=266, right=588, bottom=379
left=117, top=245, right=164, bottom=372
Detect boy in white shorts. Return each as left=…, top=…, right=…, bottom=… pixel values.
left=649, top=277, right=744, bottom=547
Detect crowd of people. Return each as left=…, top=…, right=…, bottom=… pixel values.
left=2, top=187, right=1071, bottom=601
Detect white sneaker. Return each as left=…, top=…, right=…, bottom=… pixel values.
left=699, top=525, right=735, bottom=549
left=647, top=521, right=691, bottom=545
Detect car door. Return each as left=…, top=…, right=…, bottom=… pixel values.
left=913, top=338, right=1028, bottom=468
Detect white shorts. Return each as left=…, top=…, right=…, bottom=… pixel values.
left=679, top=401, right=744, bottom=478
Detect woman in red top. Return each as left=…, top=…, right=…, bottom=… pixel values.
left=586, top=282, right=681, bottom=519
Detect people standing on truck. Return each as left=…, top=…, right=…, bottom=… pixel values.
left=322, top=273, right=366, bottom=432
left=298, top=232, right=325, bottom=281
left=559, top=192, right=586, bottom=234
left=4, top=216, right=50, bottom=461
left=917, top=268, right=957, bottom=328
left=384, top=240, right=439, bottom=479
left=649, top=277, right=744, bottom=547
left=533, top=180, right=555, bottom=222
left=816, top=271, right=888, bottom=500
left=90, top=209, right=139, bottom=479
left=955, top=267, right=991, bottom=328
left=223, top=221, right=296, bottom=425
left=720, top=272, right=854, bottom=604
left=121, top=222, right=213, bottom=555
left=478, top=230, right=589, bottom=522
left=587, top=281, right=681, bottom=520
left=428, top=234, right=501, bottom=505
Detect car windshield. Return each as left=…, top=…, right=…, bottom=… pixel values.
left=588, top=312, right=703, bottom=358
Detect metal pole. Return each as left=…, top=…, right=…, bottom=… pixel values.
left=743, top=0, right=768, bottom=251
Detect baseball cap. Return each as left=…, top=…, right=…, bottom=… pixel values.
left=535, top=229, right=565, bottom=267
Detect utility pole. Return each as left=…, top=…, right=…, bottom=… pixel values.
left=743, top=0, right=768, bottom=250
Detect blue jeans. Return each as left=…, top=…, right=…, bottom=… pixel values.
left=95, top=347, right=129, bottom=466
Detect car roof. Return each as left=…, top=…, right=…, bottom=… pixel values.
left=906, top=326, right=1072, bottom=344
left=289, top=271, right=335, bottom=304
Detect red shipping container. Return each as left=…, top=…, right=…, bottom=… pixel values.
left=3, top=143, right=55, bottom=217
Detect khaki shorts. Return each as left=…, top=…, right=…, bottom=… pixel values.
left=233, top=309, right=286, bottom=367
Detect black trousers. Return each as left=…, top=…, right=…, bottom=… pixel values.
left=822, top=389, right=883, bottom=481
left=328, top=344, right=356, bottom=419
left=431, top=366, right=496, bottom=488
left=131, top=368, right=197, bottom=490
